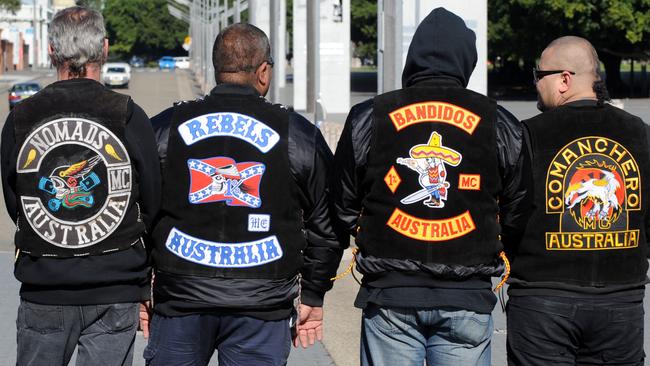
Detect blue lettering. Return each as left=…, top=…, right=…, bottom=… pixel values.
left=257, top=128, right=272, bottom=148
left=220, top=114, right=234, bottom=133
left=208, top=245, right=220, bottom=264
left=265, top=239, right=280, bottom=259
left=256, top=243, right=267, bottom=261
left=206, top=115, right=221, bottom=134
left=244, top=119, right=258, bottom=141
left=187, top=120, right=206, bottom=140
left=167, top=232, right=182, bottom=252
left=181, top=238, right=195, bottom=257
left=233, top=246, right=247, bottom=265
left=192, top=242, right=206, bottom=261
left=220, top=246, right=233, bottom=265
left=234, top=118, right=248, bottom=136
left=246, top=244, right=259, bottom=264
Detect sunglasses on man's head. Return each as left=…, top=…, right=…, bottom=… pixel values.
left=532, top=68, right=575, bottom=84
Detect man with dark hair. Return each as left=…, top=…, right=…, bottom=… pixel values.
left=333, top=8, right=527, bottom=365
left=145, top=23, right=345, bottom=365
left=0, top=6, right=160, bottom=366
left=506, top=36, right=650, bottom=366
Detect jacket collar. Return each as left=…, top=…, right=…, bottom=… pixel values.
left=210, top=83, right=261, bottom=97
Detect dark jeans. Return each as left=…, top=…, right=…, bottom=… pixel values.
left=144, top=313, right=291, bottom=366
left=16, top=300, right=139, bottom=366
left=507, top=295, right=645, bottom=366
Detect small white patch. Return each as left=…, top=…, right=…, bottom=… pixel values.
left=248, top=214, right=270, bottom=232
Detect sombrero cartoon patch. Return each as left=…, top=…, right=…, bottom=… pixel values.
left=396, top=132, right=461, bottom=208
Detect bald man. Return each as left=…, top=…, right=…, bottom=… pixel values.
left=505, top=36, right=650, bottom=365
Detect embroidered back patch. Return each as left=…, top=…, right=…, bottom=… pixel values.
left=17, top=118, right=132, bottom=248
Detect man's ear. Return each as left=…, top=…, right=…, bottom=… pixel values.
left=559, top=71, right=572, bottom=93
left=102, top=38, right=109, bottom=62
left=255, top=62, right=272, bottom=96
left=48, top=43, right=54, bottom=56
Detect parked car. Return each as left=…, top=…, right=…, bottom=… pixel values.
left=158, top=56, right=176, bottom=70
left=129, top=55, right=144, bottom=68
left=8, top=82, right=41, bottom=109
left=102, top=62, right=131, bottom=88
left=174, top=56, right=190, bottom=69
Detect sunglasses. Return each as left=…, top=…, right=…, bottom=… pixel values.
left=532, top=68, right=575, bottom=84
left=257, top=57, right=274, bottom=68
left=219, top=57, right=274, bottom=73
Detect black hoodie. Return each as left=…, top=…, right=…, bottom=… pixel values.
left=333, top=8, right=528, bottom=313
left=402, top=7, right=477, bottom=88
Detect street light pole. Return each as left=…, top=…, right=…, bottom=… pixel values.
left=33, top=0, right=38, bottom=68
left=269, top=0, right=280, bottom=103
left=306, top=0, right=319, bottom=119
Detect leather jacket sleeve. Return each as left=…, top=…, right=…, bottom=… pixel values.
left=1, top=112, right=17, bottom=223
left=289, top=112, right=349, bottom=306
left=332, top=98, right=374, bottom=234
left=495, top=105, right=531, bottom=254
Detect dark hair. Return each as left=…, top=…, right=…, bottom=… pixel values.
left=212, top=23, right=271, bottom=81
left=593, top=79, right=610, bottom=107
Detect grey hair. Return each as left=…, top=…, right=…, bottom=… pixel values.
left=48, top=6, right=106, bottom=76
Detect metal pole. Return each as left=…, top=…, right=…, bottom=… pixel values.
left=32, top=0, right=38, bottom=68
left=377, top=0, right=402, bottom=93
left=306, top=0, right=319, bottom=117
left=234, top=0, right=241, bottom=23
left=269, top=0, right=280, bottom=102
left=249, top=0, right=257, bottom=25
left=222, top=0, right=228, bottom=27
left=278, top=0, right=286, bottom=88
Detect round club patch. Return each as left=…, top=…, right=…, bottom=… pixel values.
left=16, top=117, right=132, bottom=248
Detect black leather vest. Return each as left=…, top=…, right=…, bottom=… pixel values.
left=357, top=86, right=501, bottom=266
left=152, top=93, right=306, bottom=279
left=512, top=102, right=650, bottom=286
left=13, top=79, right=144, bottom=257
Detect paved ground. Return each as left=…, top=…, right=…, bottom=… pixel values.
left=0, top=69, right=649, bottom=365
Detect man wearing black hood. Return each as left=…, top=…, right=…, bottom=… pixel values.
left=333, top=8, right=528, bottom=366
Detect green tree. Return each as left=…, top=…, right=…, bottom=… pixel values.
left=0, top=0, right=20, bottom=12
left=76, top=0, right=103, bottom=10
left=489, top=0, right=650, bottom=94
left=351, top=0, right=376, bottom=65
left=103, top=0, right=187, bottom=59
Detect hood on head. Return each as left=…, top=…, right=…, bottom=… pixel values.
left=401, top=7, right=477, bottom=88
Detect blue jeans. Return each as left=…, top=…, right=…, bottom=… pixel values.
left=361, top=304, right=492, bottom=366
left=16, top=300, right=139, bottom=366
left=144, top=313, right=291, bottom=366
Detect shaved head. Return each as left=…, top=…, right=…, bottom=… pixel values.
left=541, top=36, right=600, bottom=81
left=536, top=36, right=605, bottom=110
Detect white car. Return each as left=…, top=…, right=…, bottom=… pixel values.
left=174, top=57, right=190, bottom=69
left=102, top=62, right=131, bottom=88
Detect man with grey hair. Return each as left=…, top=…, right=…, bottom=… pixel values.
left=1, top=6, right=160, bottom=366
left=505, top=36, right=650, bottom=365
left=146, top=23, right=345, bottom=365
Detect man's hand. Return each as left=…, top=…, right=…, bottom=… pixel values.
left=293, top=305, right=323, bottom=348
left=139, top=301, right=152, bottom=339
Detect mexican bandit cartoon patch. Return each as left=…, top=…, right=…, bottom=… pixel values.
left=397, top=131, right=461, bottom=208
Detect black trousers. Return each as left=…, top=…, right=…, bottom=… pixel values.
left=506, top=295, right=644, bottom=366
